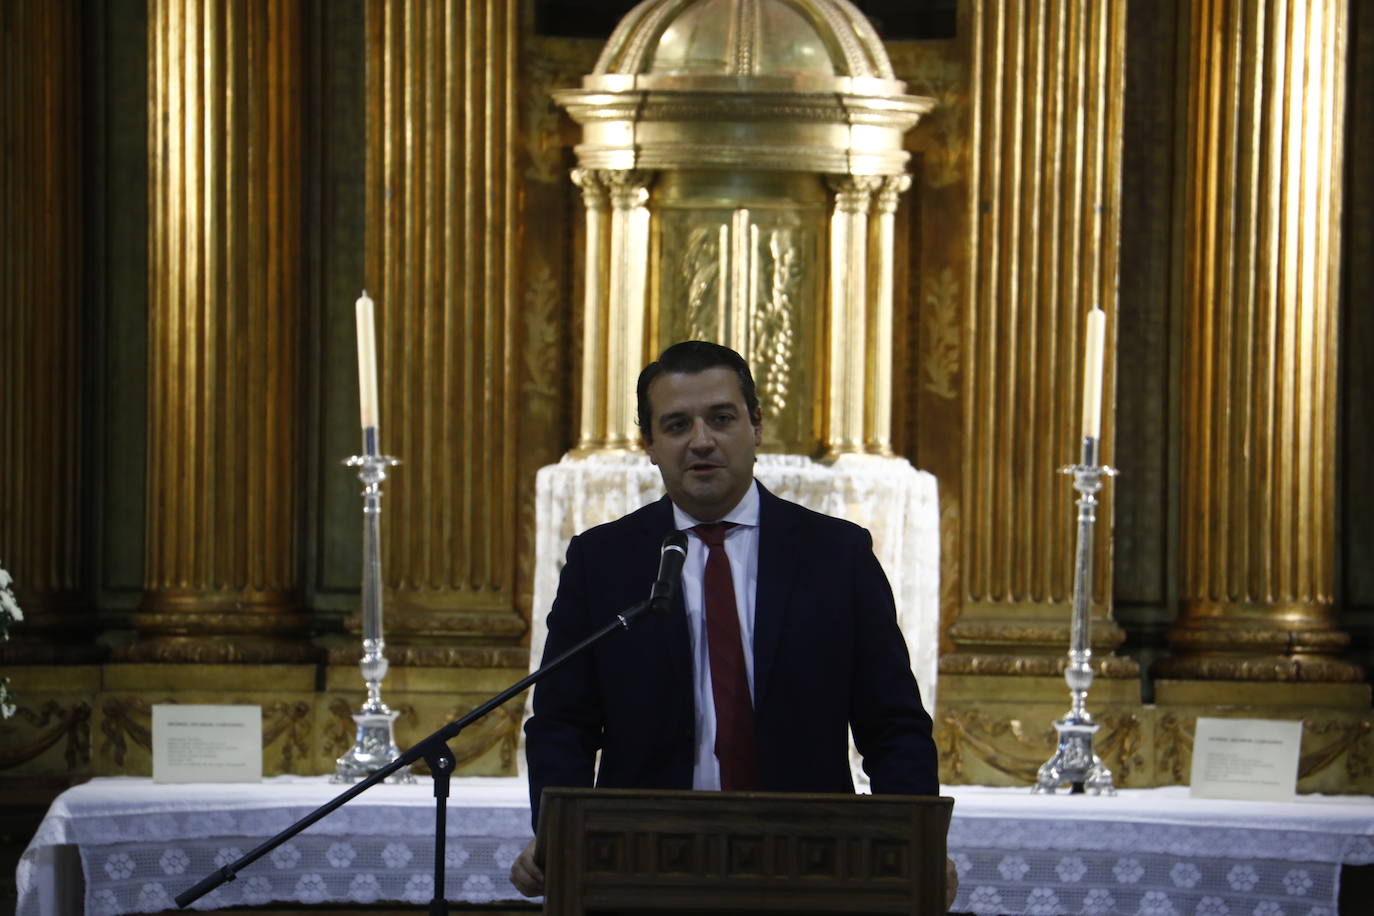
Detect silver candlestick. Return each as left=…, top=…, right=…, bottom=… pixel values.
left=333, top=427, right=414, bottom=783
left=1033, top=435, right=1118, bottom=795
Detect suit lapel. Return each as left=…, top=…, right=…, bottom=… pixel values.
left=753, top=484, right=801, bottom=705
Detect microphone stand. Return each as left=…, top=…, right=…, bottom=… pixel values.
left=175, top=597, right=659, bottom=914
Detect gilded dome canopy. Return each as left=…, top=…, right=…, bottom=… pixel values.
left=555, top=0, right=932, bottom=175
left=594, top=0, right=896, bottom=84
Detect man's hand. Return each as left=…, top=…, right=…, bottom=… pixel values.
left=946, top=855, right=959, bottom=911
left=509, top=838, right=544, bottom=898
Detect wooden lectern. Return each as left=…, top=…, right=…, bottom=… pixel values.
left=535, top=787, right=953, bottom=914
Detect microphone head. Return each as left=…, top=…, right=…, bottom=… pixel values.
left=650, top=529, right=690, bottom=610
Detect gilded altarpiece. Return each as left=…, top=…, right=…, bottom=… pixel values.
left=654, top=173, right=825, bottom=451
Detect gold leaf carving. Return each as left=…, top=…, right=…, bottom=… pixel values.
left=262, top=700, right=312, bottom=772
left=101, top=696, right=156, bottom=766
left=921, top=267, right=959, bottom=399
left=522, top=39, right=599, bottom=184
left=683, top=224, right=724, bottom=341
left=0, top=700, right=91, bottom=769
left=751, top=228, right=799, bottom=418
left=939, top=709, right=1144, bottom=785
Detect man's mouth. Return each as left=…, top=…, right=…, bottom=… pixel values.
left=688, top=462, right=723, bottom=473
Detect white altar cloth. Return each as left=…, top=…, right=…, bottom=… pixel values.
left=18, top=779, right=1374, bottom=915
left=945, top=786, right=1374, bottom=915
left=16, top=776, right=535, bottom=915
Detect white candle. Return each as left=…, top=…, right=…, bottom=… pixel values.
left=1081, top=307, right=1106, bottom=439
left=355, top=290, right=379, bottom=430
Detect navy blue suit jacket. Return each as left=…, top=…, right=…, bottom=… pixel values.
left=524, top=483, right=938, bottom=828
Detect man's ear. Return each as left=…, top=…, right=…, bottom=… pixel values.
left=751, top=414, right=763, bottom=446
left=640, top=435, right=658, bottom=465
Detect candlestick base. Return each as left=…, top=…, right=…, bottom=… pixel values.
left=331, top=707, right=415, bottom=784
left=1032, top=714, right=1116, bottom=795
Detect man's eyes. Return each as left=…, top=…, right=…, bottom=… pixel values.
left=661, top=413, right=737, bottom=434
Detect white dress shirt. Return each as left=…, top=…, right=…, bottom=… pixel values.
left=671, top=480, right=760, bottom=791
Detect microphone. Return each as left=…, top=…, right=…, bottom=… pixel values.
left=649, top=530, right=689, bottom=611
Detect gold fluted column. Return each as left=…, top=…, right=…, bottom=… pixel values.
left=866, top=174, right=911, bottom=456
left=825, top=176, right=880, bottom=456
left=363, top=0, right=525, bottom=646
left=1159, top=0, right=1359, bottom=682
left=0, top=0, right=93, bottom=663
left=572, top=168, right=612, bottom=452
left=944, top=0, right=1131, bottom=672
left=603, top=172, right=653, bottom=449
left=127, top=0, right=312, bottom=663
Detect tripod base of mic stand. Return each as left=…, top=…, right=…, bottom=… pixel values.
left=1032, top=716, right=1116, bottom=795
left=332, top=708, right=416, bottom=784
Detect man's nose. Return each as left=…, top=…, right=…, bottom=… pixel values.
left=688, top=419, right=714, bottom=450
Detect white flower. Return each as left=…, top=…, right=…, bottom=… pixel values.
left=1283, top=868, right=1313, bottom=896
left=1140, top=890, right=1179, bottom=916
left=462, top=874, right=496, bottom=903
left=997, top=854, right=1030, bottom=880
left=1228, top=864, right=1259, bottom=892
left=0, top=567, right=11, bottom=588
left=243, top=876, right=273, bottom=904
left=382, top=841, right=414, bottom=868
left=91, top=889, right=120, bottom=915
left=0, top=589, right=21, bottom=621
left=214, top=846, right=243, bottom=867
left=1113, top=857, right=1145, bottom=884
left=326, top=842, right=356, bottom=868
left=349, top=873, right=382, bottom=903
left=104, top=853, right=135, bottom=880
left=1055, top=855, right=1087, bottom=882
left=1082, top=887, right=1116, bottom=914
left=967, top=885, right=1004, bottom=914
left=294, top=873, right=328, bottom=903
left=1196, top=896, right=1231, bottom=915
left=136, top=883, right=172, bottom=910
left=950, top=851, right=973, bottom=877
left=159, top=847, right=189, bottom=875
left=494, top=842, right=524, bottom=870
left=1025, top=886, right=1060, bottom=914
left=1252, top=902, right=1283, bottom=916
left=1171, top=861, right=1202, bottom=888
left=445, top=844, right=471, bottom=868
left=270, top=843, right=301, bottom=869
left=404, top=873, right=435, bottom=903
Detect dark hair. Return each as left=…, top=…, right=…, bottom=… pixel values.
left=636, top=340, right=760, bottom=441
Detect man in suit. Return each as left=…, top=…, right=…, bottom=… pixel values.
left=510, top=341, right=938, bottom=897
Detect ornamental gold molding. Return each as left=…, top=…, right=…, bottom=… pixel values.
left=937, top=708, right=1144, bottom=786
left=135, top=0, right=310, bottom=661
left=1168, top=0, right=1357, bottom=680
left=0, top=700, right=91, bottom=771
left=1155, top=713, right=1373, bottom=786
left=956, top=0, right=1126, bottom=655
left=939, top=654, right=1140, bottom=680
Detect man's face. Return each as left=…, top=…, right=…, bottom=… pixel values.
left=642, top=367, right=761, bottom=522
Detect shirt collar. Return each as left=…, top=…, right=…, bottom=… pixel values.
left=672, top=479, right=760, bottom=530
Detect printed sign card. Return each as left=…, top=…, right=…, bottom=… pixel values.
left=1189, top=717, right=1302, bottom=801
left=152, top=705, right=263, bottom=783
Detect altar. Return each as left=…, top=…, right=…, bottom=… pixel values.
left=18, top=777, right=1374, bottom=915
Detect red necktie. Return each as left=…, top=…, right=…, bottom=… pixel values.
left=692, top=523, right=758, bottom=791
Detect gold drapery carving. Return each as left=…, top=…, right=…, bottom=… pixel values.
left=948, top=0, right=1129, bottom=663
left=1161, top=0, right=1358, bottom=681
left=363, top=0, right=524, bottom=642
left=129, top=0, right=312, bottom=663
left=0, top=0, right=89, bottom=662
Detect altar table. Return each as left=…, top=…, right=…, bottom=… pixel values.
left=17, top=778, right=1374, bottom=914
